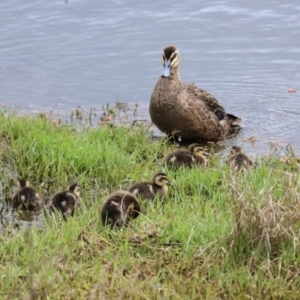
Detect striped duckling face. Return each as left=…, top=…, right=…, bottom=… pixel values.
left=153, top=172, right=171, bottom=186
left=161, top=46, right=181, bottom=77
left=68, top=183, right=81, bottom=206
left=189, top=144, right=210, bottom=159
left=153, top=172, right=172, bottom=191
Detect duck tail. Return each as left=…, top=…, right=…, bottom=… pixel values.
left=226, top=113, right=242, bottom=126
left=220, top=113, right=242, bottom=135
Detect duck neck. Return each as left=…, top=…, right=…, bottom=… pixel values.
left=169, top=67, right=181, bottom=81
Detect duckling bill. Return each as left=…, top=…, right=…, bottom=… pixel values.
left=49, top=183, right=82, bottom=217
left=165, top=143, right=210, bottom=168
left=150, top=45, right=241, bottom=142
left=101, top=191, right=140, bottom=229
left=12, top=179, right=43, bottom=210
left=129, top=172, right=171, bottom=200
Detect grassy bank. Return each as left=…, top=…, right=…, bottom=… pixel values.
left=1, top=109, right=300, bottom=299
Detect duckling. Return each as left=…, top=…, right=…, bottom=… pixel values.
left=227, top=146, right=253, bottom=172
left=12, top=179, right=43, bottom=210
left=150, top=45, right=241, bottom=142
left=165, top=143, right=210, bottom=168
left=49, top=183, right=82, bottom=217
left=101, top=191, right=140, bottom=228
left=129, top=172, right=171, bottom=200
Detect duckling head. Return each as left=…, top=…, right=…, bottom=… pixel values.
left=189, top=144, right=210, bottom=159
left=68, top=183, right=80, bottom=196
left=68, top=183, right=81, bottom=206
left=153, top=172, right=172, bottom=187
left=161, top=46, right=181, bottom=78
left=230, top=146, right=242, bottom=155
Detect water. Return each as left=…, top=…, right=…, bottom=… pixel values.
left=1, top=0, right=300, bottom=227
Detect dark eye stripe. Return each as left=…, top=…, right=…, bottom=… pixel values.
left=170, top=53, right=177, bottom=62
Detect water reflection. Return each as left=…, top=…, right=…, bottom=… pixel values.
left=0, top=203, right=44, bottom=231
left=0, top=0, right=299, bottom=155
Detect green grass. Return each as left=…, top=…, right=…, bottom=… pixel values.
left=1, top=110, right=300, bottom=299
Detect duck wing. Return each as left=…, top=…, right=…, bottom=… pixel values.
left=185, top=83, right=227, bottom=120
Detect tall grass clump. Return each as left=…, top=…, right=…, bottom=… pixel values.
left=230, top=169, right=300, bottom=255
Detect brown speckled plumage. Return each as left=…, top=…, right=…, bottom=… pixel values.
left=150, top=46, right=241, bottom=142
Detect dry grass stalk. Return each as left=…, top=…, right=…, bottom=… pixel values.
left=230, top=174, right=300, bottom=254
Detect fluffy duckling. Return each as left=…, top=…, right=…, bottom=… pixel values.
left=227, top=146, right=253, bottom=172
left=49, top=183, right=81, bottom=217
left=101, top=191, right=140, bottom=228
left=12, top=179, right=43, bottom=210
left=165, top=143, right=210, bottom=168
left=150, top=45, right=241, bottom=142
left=129, top=172, right=171, bottom=200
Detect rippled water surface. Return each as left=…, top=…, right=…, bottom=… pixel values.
left=1, top=0, right=300, bottom=155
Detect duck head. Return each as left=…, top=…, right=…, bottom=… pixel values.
left=153, top=172, right=172, bottom=187
left=161, top=46, right=181, bottom=78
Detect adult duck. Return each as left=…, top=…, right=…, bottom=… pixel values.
left=150, top=45, right=241, bottom=142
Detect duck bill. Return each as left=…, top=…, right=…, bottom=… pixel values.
left=203, top=152, right=210, bottom=157
left=162, top=62, right=171, bottom=77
